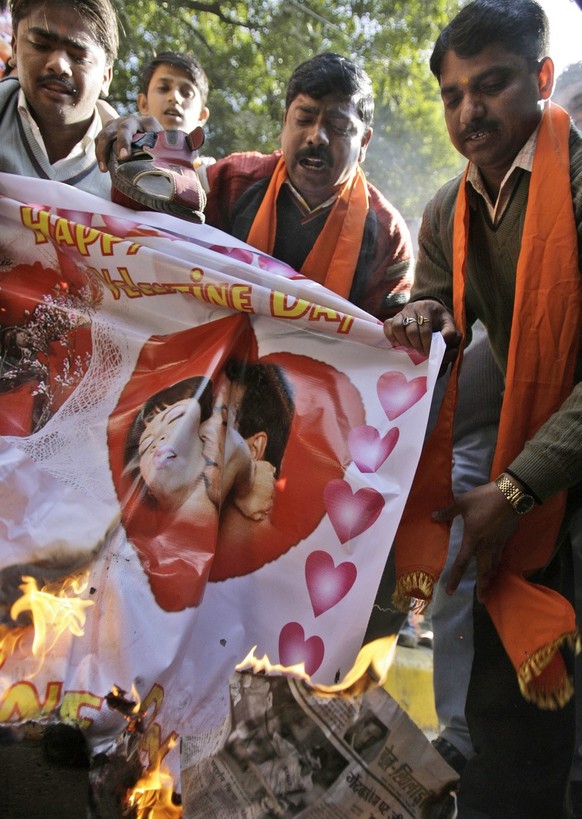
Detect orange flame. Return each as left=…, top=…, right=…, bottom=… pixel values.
left=236, top=635, right=398, bottom=694
left=0, top=572, right=94, bottom=673
left=236, top=645, right=311, bottom=681
left=126, top=742, right=181, bottom=818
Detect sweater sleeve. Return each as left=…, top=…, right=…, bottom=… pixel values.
left=353, top=183, right=414, bottom=320
left=411, top=175, right=461, bottom=311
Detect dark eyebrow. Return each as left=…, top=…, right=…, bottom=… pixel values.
left=440, top=65, right=516, bottom=97
left=27, top=26, right=91, bottom=52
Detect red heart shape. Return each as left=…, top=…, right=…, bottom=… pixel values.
left=323, top=479, right=385, bottom=544
left=348, top=426, right=399, bottom=473
left=305, top=550, right=357, bottom=617
left=278, top=622, right=324, bottom=677
left=377, top=371, right=427, bottom=421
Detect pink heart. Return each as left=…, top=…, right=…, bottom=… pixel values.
left=392, top=345, right=428, bottom=365
left=348, top=426, right=399, bottom=473
left=209, top=244, right=254, bottom=265
left=305, top=551, right=357, bottom=617
left=278, top=622, right=324, bottom=676
left=377, top=371, right=427, bottom=421
left=323, top=480, right=385, bottom=544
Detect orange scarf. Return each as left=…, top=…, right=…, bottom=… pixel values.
left=394, top=104, right=581, bottom=707
left=246, top=155, right=369, bottom=298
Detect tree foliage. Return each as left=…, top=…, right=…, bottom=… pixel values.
left=109, top=0, right=464, bottom=219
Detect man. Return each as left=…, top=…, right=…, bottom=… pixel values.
left=137, top=51, right=210, bottom=133
left=384, top=1, right=582, bottom=817
left=554, top=61, right=582, bottom=132
left=96, top=52, right=413, bottom=322
left=0, top=0, right=119, bottom=198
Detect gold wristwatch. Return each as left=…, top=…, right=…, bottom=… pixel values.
left=494, top=473, right=535, bottom=515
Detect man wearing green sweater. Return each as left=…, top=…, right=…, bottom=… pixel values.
left=384, top=1, right=582, bottom=817
left=0, top=0, right=119, bottom=199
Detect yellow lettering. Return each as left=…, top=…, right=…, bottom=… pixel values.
left=53, top=217, right=75, bottom=248
left=139, top=723, right=179, bottom=769
left=0, top=681, right=62, bottom=721
left=20, top=207, right=50, bottom=244
left=204, top=284, right=230, bottom=309
left=230, top=285, right=254, bottom=314
left=270, top=292, right=310, bottom=320
left=60, top=691, right=103, bottom=730
left=74, top=225, right=101, bottom=256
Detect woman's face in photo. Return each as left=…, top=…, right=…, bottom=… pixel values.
left=138, top=397, right=204, bottom=509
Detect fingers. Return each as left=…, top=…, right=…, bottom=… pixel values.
left=383, top=299, right=459, bottom=357
left=96, top=115, right=163, bottom=172
left=384, top=307, right=434, bottom=355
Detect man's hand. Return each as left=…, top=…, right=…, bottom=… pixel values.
left=433, top=482, right=520, bottom=602
left=383, top=299, right=462, bottom=363
left=96, top=114, right=163, bottom=172
left=234, top=460, right=276, bottom=521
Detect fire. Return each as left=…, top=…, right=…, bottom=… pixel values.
left=126, top=743, right=181, bottom=818
left=106, top=682, right=145, bottom=732
left=0, top=572, right=94, bottom=672
left=236, top=634, right=398, bottom=694
left=236, top=646, right=311, bottom=681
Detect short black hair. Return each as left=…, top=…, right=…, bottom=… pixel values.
left=226, top=359, right=295, bottom=477
left=10, top=0, right=119, bottom=65
left=430, top=0, right=549, bottom=81
left=140, top=51, right=209, bottom=106
left=285, top=52, right=374, bottom=129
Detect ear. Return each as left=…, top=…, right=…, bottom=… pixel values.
left=198, top=106, right=210, bottom=126
left=358, top=127, right=373, bottom=163
left=137, top=92, right=149, bottom=115
left=246, top=431, right=267, bottom=462
left=101, top=65, right=113, bottom=97
left=537, top=57, right=554, bottom=101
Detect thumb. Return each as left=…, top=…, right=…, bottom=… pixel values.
left=432, top=503, right=459, bottom=523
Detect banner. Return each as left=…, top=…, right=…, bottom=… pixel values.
left=0, top=173, right=444, bottom=792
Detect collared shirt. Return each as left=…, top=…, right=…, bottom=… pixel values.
left=17, top=88, right=104, bottom=170
left=467, top=124, right=540, bottom=224
left=283, top=178, right=338, bottom=215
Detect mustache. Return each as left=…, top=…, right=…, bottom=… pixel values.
left=295, top=146, right=332, bottom=166
left=460, top=120, right=498, bottom=140
left=37, top=74, right=77, bottom=94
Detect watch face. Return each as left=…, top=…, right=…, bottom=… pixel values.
left=515, top=495, right=535, bottom=514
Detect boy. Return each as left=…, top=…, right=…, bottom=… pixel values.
left=137, top=51, right=209, bottom=132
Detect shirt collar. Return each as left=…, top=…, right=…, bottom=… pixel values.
left=283, top=178, right=338, bottom=214
left=17, top=88, right=103, bottom=166
left=466, top=122, right=540, bottom=223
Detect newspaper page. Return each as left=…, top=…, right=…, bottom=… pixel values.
left=181, top=673, right=458, bottom=818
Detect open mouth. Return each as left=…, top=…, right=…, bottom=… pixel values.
left=299, top=156, right=328, bottom=170
left=39, top=80, right=75, bottom=97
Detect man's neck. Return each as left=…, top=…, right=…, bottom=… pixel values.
left=37, top=118, right=94, bottom=164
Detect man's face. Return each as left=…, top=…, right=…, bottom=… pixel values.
left=280, top=93, right=372, bottom=208
left=439, top=44, right=553, bottom=194
left=13, top=3, right=111, bottom=131
left=137, top=64, right=209, bottom=132
left=199, top=380, right=248, bottom=507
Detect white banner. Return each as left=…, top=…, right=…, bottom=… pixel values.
left=0, top=173, right=444, bottom=790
